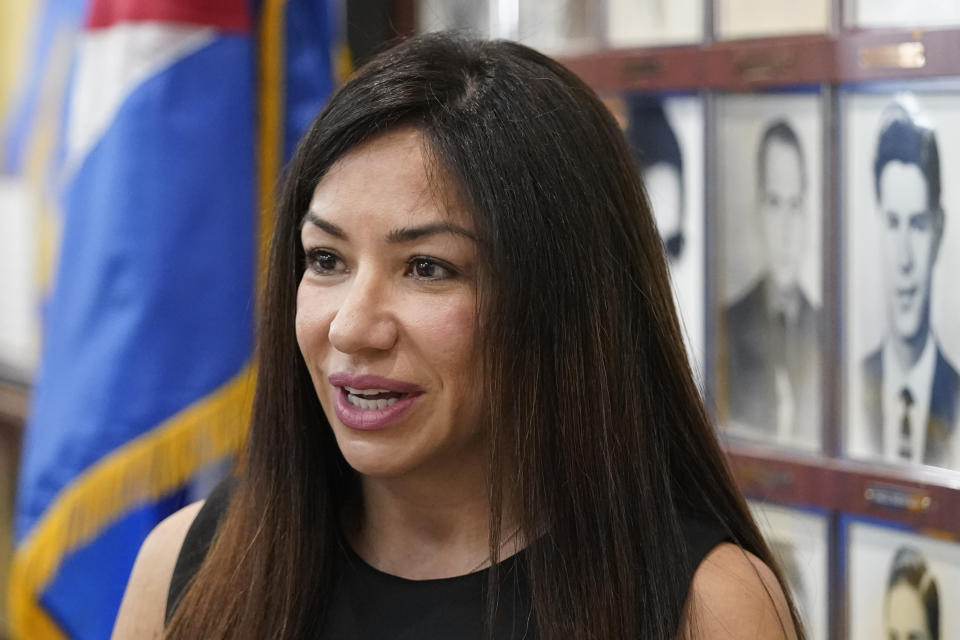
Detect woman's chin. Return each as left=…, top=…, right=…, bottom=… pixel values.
left=334, top=438, right=417, bottom=479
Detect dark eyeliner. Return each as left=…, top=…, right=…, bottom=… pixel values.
left=407, top=256, right=459, bottom=280
left=304, top=247, right=343, bottom=275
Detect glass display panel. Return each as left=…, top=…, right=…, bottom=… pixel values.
left=749, top=500, right=829, bottom=640
left=609, top=93, right=705, bottom=384
left=417, top=0, right=491, bottom=36
left=716, top=0, right=830, bottom=40
left=846, top=516, right=960, bottom=640
left=843, top=85, right=960, bottom=472
left=846, top=0, right=960, bottom=29
left=518, top=0, right=600, bottom=55
left=715, top=90, right=824, bottom=452
left=605, top=0, right=703, bottom=48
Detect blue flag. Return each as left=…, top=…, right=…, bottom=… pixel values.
left=10, top=1, right=336, bottom=638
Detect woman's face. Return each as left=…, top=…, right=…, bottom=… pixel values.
left=885, top=582, right=931, bottom=640
left=296, top=127, right=485, bottom=480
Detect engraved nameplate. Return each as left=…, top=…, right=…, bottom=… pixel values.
left=859, top=42, right=926, bottom=70
left=735, top=51, right=796, bottom=81
left=864, top=484, right=932, bottom=512
left=620, top=56, right=664, bottom=80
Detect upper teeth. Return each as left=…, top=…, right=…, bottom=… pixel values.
left=344, top=387, right=391, bottom=396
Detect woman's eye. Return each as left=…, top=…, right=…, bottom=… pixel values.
left=407, top=257, right=454, bottom=281
left=305, top=249, right=344, bottom=275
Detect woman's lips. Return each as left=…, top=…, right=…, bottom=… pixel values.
left=328, top=372, right=423, bottom=431
left=328, top=372, right=423, bottom=393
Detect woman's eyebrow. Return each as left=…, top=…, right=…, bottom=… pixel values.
left=386, top=223, right=476, bottom=243
left=301, top=211, right=346, bottom=238
left=302, top=211, right=475, bottom=243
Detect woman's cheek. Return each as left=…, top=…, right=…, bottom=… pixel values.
left=415, top=299, right=479, bottom=376
left=295, top=287, right=331, bottom=357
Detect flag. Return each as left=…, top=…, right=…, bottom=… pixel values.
left=9, top=1, right=337, bottom=638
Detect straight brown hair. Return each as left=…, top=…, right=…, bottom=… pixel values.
left=165, top=32, right=804, bottom=639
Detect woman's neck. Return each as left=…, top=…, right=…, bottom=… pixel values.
left=347, top=454, right=521, bottom=580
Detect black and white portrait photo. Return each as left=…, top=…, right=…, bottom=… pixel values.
left=845, top=90, right=960, bottom=471
left=624, top=95, right=705, bottom=382
left=717, top=92, right=823, bottom=451
left=419, top=0, right=599, bottom=53
left=884, top=547, right=941, bottom=640
left=748, top=501, right=828, bottom=639
left=847, top=518, right=959, bottom=639
left=417, top=0, right=490, bottom=36
left=518, top=0, right=599, bottom=55
left=715, top=0, right=829, bottom=40
left=845, top=0, right=960, bottom=30
left=606, top=0, right=703, bottom=48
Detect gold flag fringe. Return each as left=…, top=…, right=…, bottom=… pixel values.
left=8, top=364, right=256, bottom=639
left=256, top=0, right=285, bottom=298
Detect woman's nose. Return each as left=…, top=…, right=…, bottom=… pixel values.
left=328, top=272, right=398, bottom=354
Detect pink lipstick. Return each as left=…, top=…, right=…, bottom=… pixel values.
left=328, top=372, right=423, bottom=431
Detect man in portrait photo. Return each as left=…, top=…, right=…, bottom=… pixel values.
left=628, top=100, right=686, bottom=264
left=724, top=119, right=821, bottom=445
left=861, top=105, right=959, bottom=468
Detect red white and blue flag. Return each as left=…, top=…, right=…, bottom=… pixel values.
left=9, top=1, right=337, bottom=638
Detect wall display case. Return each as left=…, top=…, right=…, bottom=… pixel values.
left=613, top=92, right=706, bottom=381
left=714, top=90, right=824, bottom=452
left=842, top=82, right=960, bottom=472
left=536, top=7, right=960, bottom=631
left=605, top=0, right=703, bottom=49
left=749, top=500, right=830, bottom=639
left=714, top=0, right=831, bottom=41
left=845, top=0, right=960, bottom=30
left=844, top=515, right=960, bottom=640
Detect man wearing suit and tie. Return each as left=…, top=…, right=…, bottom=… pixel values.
left=862, top=107, right=960, bottom=468
left=724, top=120, right=821, bottom=447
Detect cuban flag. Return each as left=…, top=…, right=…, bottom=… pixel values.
left=10, top=1, right=336, bottom=638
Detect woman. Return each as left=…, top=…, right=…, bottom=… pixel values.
left=113, top=33, right=801, bottom=639
left=885, top=547, right=939, bottom=640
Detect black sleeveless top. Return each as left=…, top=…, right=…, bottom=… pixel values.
left=166, top=481, right=731, bottom=638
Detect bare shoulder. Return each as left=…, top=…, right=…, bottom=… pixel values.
left=684, top=542, right=799, bottom=640
left=111, top=500, right=205, bottom=640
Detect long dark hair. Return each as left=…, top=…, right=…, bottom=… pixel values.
left=166, top=33, right=802, bottom=639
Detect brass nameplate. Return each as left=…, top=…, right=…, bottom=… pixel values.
left=864, top=484, right=932, bottom=512
left=620, top=56, right=664, bottom=80
left=735, top=51, right=797, bottom=81
left=738, top=463, right=794, bottom=492
left=859, top=42, right=926, bottom=70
